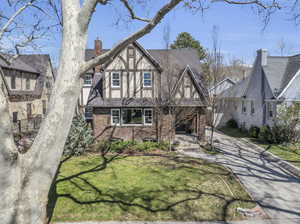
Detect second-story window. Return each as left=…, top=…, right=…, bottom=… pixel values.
left=11, top=75, right=16, bottom=89
left=111, top=72, right=120, bottom=88
left=26, top=78, right=30, bottom=90
left=143, top=72, right=152, bottom=87
left=83, top=74, right=92, bottom=86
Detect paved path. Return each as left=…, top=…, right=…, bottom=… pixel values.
left=180, top=131, right=300, bottom=224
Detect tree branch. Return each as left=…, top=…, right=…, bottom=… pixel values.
left=120, top=0, right=151, bottom=22
left=214, top=0, right=281, bottom=9
left=79, top=0, right=110, bottom=31
left=80, top=0, right=183, bottom=74
left=0, top=0, right=36, bottom=40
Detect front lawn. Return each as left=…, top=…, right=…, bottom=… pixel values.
left=50, top=153, right=255, bottom=222
left=258, top=143, right=300, bottom=168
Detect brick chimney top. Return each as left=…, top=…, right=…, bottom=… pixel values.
left=95, top=38, right=102, bottom=56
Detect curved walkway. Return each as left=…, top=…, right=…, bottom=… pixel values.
left=180, top=131, right=300, bottom=224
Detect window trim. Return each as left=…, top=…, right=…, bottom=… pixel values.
left=83, top=74, right=93, bottom=86
left=143, top=72, right=152, bottom=88
left=144, top=108, right=153, bottom=125
left=111, top=109, right=121, bottom=125
left=111, top=72, right=121, bottom=88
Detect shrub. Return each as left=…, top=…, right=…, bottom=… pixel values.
left=226, top=119, right=238, bottom=129
left=249, top=126, right=260, bottom=138
left=258, top=126, right=273, bottom=143
left=63, top=115, right=94, bottom=156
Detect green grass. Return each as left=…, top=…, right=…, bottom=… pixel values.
left=50, top=154, right=255, bottom=222
left=258, top=143, right=300, bottom=168
left=220, top=127, right=300, bottom=168
left=218, top=127, right=249, bottom=139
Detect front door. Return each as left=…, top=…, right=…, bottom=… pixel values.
left=175, top=118, right=193, bottom=134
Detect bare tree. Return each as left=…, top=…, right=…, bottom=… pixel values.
left=0, top=0, right=283, bottom=223
left=206, top=25, right=225, bottom=150
left=276, top=37, right=294, bottom=56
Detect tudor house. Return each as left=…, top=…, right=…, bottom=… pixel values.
left=83, top=40, right=208, bottom=142
left=0, top=54, right=55, bottom=133
left=220, top=49, right=300, bottom=129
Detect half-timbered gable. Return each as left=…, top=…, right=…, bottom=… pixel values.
left=103, top=42, right=160, bottom=100
left=84, top=40, right=208, bottom=142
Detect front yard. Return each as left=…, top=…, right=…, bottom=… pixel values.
left=220, top=127, right=300, bottom=168
left=50, top=153, right=255, bottom=222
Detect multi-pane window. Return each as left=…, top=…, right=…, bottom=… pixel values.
left=251, top=101, right=255, bottom=114
left=143, top=72, right=152, bottom=87
left=144, top=109, right=153, bottom=125
left=111, top=109, right=120, bottom=125
left=12, top=112, right=18, bottom=123
left=83, top=74, right=92, bottom=85
left=26, top=78, right=30, bottom=90
left=122, top=108, right=143, bottom=125
left=111, top=72, right=120, bottom=88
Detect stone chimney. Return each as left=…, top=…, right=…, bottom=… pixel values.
left=257, top=49, right=268, bottom=66
left=94, top=39, right=102, bottom=72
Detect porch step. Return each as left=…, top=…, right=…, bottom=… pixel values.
left=174, top=134, right=200, bottom=150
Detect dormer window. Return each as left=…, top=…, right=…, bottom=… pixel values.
left=143, top=72, right=152, bottom=88
left=111, top=72, right=120, bottom=88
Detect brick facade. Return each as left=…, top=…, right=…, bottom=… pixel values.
left=93, top=107, right=206, bottom=142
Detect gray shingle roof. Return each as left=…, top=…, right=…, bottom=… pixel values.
left=221, top=76, right=250, bottom=98
left=262, top=56, right=289, bottom=94
left=222, top=52, right=300, bottom=100
left=0, top=54, right=38, bottom=74
left=0, top=54, right=52, bottom=97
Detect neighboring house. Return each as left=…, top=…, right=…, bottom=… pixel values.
left=209, top=78, right=235, bottom=96
left=220, top=49, right=300, bottom=129
left=0, top=54, right=55, bottom=134
left=83, top=40, right=208, bottom=142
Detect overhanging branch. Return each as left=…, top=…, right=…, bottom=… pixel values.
left=120, top=0, right=151, bottom=22
left=80, top=0, right=183, bottom=74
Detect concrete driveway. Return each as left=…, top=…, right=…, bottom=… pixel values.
left=180, top=131, right=300, bottom=224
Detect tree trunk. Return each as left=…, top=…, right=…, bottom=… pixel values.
left=0, top=1, right=87, bottom=223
